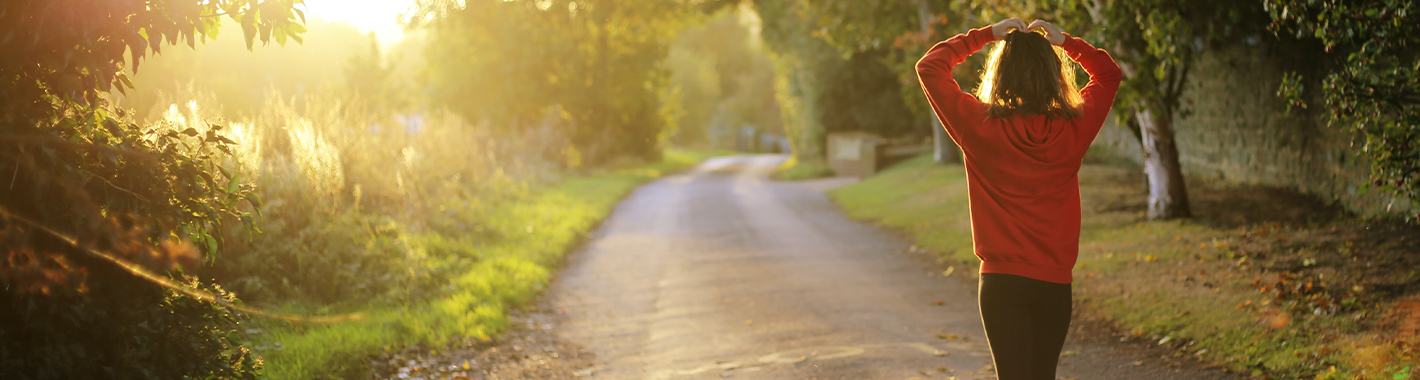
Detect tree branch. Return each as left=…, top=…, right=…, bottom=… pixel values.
left=0, top=207, right=365, bottom=324
left=0, top=135, right=159, bottom=163
left=79, top=169, right=151, bottom=203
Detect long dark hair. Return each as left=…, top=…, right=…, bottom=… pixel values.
left=975, top=30, right=1083, bottom=119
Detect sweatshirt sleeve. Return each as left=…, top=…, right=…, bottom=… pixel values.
left=1059, top=33, right=1122, bottom=144
left=915, top=27, right=995, bottom=151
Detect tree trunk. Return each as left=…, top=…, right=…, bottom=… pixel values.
left=1135, top=106, right=1191, bottom=219
left=1084, top=0, right=1192, bottom=220
left=932, top=120, right=960, bottom=163
left=918, top=0, right=961, bottom=164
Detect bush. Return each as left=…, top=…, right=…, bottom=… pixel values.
left=215, top=209, right=432, bottom=306
left=1, top=98, right=264, bottom=380
left=176, top=88, right=557, bottom=308
left=0, top=274, right=262, bottom=380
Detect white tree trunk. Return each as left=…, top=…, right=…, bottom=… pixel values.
left=1136, top=107, right=1191, bottom=219
left=932, top=120, right=959, bottom=163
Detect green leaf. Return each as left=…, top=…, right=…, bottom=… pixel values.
left=116, top=72, right=134, bottom=89
left=203, top=233, right=218, bottom=254
left=274, top=26, right=287, bottom=46
left=241, top=13, right=257, bottom=50
left=197, top=170, right=216, bottom=188
left=247, top=194, right=264, bottom=214
left=217, top=165, right=233, bottom=181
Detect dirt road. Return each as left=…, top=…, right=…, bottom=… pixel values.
left=545, top=155, right=1236, bottom=380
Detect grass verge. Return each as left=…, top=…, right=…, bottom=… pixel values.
left=253, top=149, right=727, bottom=379
left=830, top=154, right=1420, bottom=380
left=770, top=156, right=834, bottom=181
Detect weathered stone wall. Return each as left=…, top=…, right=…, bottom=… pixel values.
left=1089, top=44, right=1414, bottom=216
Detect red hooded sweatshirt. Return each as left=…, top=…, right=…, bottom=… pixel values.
left=915, top=27, right=1122, bottom=284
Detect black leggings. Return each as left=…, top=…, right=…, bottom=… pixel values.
left=978, top=273, right=1072, bottom=380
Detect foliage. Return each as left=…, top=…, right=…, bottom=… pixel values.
left=1, top=0, right=306, bottom=122
left=752, top=0, right=930, bottom=162
left=118, top=12, right=726, bottom=374
left=983, top=0, right=1266, bottom=123
left=0, top=90, right=267, bottom=380
left=121, top=19, right=376, bottom=120
left=754, top=0, right=836, bottom=161
left=0, top=0, right=304, bottom=378
left=1268, top=0, right=1420, bottom=219
left=797, top=0, right=946, bottom=53
left=414, top=0, right=691, bottom=164
left=778, top=0, right=977, bottom=120
left=184, top=87, right=548, bottom=307
left=1, top=276, right=263, bottom=380
left=975, top=0, right=1268, bottom=219
left=343, top=38, right=412, bottom=121
left=665, top=9, right=782, bottom=149
left=220, top=209, right=432, bottom=306
left=819, top=51, right=919, bottom=138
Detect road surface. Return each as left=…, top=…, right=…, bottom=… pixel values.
left=545, top=155, right=1235, bottom=380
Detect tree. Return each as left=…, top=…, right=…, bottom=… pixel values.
left=983, top=0, right=1267, bottom=219
left=753, top=0, right=841, bottom=162
left=414, top=0, right=690, bottom=165
left=1268, top=0, right=1420, bottom=220
left=752, top=0, right=934, bottom=164
left=1, top=0, right=303, bottom=377
left=782, top=0, right=974, bottom=163
left=665, top=8, right=782, bottom=149
left=344, top=35, right=410, bottom=119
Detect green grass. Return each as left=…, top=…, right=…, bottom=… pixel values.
left=828, top=154, right=1382, bottom=379
left=771, top=156, right=834, bottom=181
left=254, top=149, right=728, bottom=380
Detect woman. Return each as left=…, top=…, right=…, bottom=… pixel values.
left=915, top=18, right=1122, bottom=380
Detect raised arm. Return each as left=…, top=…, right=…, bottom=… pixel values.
left=915, top=18, right=1024, bottom=148
left=1029, top=19, right=1122, bottom=145
left=1060, top=33, right=1123, bottom=136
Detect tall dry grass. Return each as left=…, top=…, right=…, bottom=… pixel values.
left=148, top=86, right=572, bottom=307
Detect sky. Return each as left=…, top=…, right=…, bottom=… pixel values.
left=301, top=0, right=418, bottom=46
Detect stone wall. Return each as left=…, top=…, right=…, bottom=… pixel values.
left=1089, top=44, right=1414, bottom=216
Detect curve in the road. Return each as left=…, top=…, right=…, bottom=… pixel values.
left=547, top=154, right=1236, bottom=380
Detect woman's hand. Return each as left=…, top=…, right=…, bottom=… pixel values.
left=990, top=18, right=1028, bottom=41
left=1027, top=19, right=1067, bottom=46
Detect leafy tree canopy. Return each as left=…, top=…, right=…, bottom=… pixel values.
left=1, top=1, right=305, bottom=378
left=414, top=0, right=692, bottom=164
left=1269, top=0, right=1420, bottom=218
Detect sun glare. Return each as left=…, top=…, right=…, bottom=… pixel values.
left=301, top=0, right=417, bottom=46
